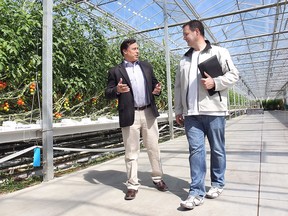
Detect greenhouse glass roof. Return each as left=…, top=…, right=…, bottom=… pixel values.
left=77, top=0, right=288, bottom=100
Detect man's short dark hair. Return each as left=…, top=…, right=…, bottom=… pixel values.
left=120, top=38, right=137, bottom=56
left=183, top=20, right=205, bottom=37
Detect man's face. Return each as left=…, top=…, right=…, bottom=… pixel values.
left=183, top=25, right=197, bottom=47
left=123, top=42, right=139, bottom=62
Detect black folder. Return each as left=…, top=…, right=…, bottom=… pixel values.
left=198, top=55, right=223, bottom=96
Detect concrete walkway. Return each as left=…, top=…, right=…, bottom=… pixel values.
left=0, top=111, right=287, bottom=216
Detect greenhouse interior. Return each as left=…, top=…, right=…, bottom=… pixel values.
left=0, top=1, right=288, bottom=215
left=0, top=0, right=287, bottom=191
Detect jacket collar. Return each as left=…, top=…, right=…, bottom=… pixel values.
left=184, top=40, right=212, bottom=57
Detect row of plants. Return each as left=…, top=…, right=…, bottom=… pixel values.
left=262, top=99, right=285, bottom=110
left=0, top=0, right=176, bottom=124
left=1, top=0, right=260, bottom=125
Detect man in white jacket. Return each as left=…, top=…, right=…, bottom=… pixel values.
left=174, top=20, right=239, bottom=210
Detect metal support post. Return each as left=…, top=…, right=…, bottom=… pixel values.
left=42, top=0, right=54, bottom=181
left=163, top=0, right=174, bottom=139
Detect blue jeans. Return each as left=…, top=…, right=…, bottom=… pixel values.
left=184, top=115, right=226, bottom=197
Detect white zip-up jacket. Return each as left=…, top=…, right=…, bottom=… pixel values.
left=174, top=41, right=239, bottom=116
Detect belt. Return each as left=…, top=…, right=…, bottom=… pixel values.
left=135, top=104, right=151, bottom=111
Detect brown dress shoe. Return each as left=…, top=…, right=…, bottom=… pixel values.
left=153, top=180, right=168, bottom=191
left=125, top=189, right=138, bottom=200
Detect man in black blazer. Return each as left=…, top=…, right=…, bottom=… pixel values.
left=105, top=38, right=168, bottom=200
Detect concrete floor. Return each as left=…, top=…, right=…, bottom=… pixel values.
left=0, top=111, right=287, bottom=216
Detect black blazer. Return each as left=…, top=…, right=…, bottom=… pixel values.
left=105, top=60, right=160, bottom=127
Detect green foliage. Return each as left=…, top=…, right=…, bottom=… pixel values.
left=262, top=99, right=284, bottom=110
left=0, top=0, right=176, bottom=123
left=229, top=90, right=238, bottom=108
left=51, top=1, right=114, bottom=117
left=0, top=0, right=43, bottom=122
left=0, top=175, right=42, bottom=194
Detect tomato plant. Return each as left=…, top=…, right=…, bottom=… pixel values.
left=0, top=0, right=176, bottom=123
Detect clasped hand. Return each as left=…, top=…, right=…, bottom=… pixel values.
left=201, top=72, right=215, bottom=90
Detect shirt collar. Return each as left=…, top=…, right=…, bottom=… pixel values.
left=124, top=60, right=139, bottom=67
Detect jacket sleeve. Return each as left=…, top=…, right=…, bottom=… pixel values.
left=214, top=47, right=239, bottom=91
left=174, top=64, right=183, bottom=115
left=105, top=68, right=118, bottom=100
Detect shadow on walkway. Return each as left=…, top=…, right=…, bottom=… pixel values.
left=83, top=169, right=190, bottom=200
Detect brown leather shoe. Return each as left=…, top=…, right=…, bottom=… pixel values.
left=153, top=180, right=168, bottom=191
left=125, top=189, right=138, bottom=200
